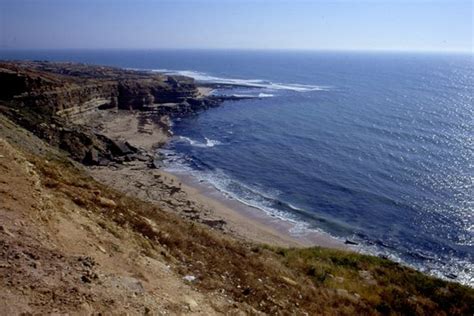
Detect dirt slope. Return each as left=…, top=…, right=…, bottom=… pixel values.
left=0, top=136, right=234, bottom=314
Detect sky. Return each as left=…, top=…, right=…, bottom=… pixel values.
left=0, top=0, right=472, bottom=52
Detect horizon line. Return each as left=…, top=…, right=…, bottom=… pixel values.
left=0, top=47, right=472, bottom=55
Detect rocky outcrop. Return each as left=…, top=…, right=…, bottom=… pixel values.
left=116, top=76, right=197, bottom=110
left=0, top=104, right=141, bottom=165
left=0, top=61, right=249, bottom=166
left=0, top=62, right=203, bottom=116
left=0, top=61, right=219, bottom=166
left=0, top=64, right=117, bottom=115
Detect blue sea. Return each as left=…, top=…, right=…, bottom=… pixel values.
left=2, top=49, right=472, bottom=286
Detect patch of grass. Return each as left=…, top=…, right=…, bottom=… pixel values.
left=273, top=247, right=474, bottom=315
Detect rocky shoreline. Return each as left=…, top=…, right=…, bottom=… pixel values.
left=82, top=107, right=343, bottom=248
left=0, top=60, right=316, bottom=246
left=1, top=61, right=473, bottom=314
left=0, top=61, right=247, bottom=167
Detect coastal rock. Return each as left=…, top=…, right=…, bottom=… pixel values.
left=0, top=61, right=202, bottom=117
left=109, top=140, right=136, bottom=156
left=0, top=61, right=228, bottom=166
left=84, top=148, right=100, bottom=165
left=344, top=239, right=359, bottom=245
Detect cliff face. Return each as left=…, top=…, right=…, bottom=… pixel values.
left=116, top=76, right=198, bottom=110
left=0, top=62, right=202, bottom=116
left=0, top=61, right=217, bottom=165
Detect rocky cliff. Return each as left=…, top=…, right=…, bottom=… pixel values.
left=0, top=61, right=219, bottom=165
left=0, top=61, right=208, bottom=115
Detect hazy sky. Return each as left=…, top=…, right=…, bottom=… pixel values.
left=1, top=0, right=472, bottom=52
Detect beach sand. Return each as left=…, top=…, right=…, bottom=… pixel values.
left=84, top=108, right=346, bottom=249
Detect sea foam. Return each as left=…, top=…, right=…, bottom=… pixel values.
left=152, top=69, right=330, bottom=92
left=178, top=136, right=222, bottom=148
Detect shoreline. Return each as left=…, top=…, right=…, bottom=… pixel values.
left=82, top=104, right=346, bottom=249
left=164, top=168, right=347, bottom=249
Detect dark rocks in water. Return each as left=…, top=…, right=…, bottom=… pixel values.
left=408, top=252, right=436, bottom=261
left=344, top=239, right=359, bottom=245
left=445, top=273, right=458, bottom=279
left=375, top=240, right=393, bottom=249
left=210, top=95, right=255, bottom=102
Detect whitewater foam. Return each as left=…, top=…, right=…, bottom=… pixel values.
left=152, top=69, right=330, bottom=92
left=230, top=93, right=275, bottom=98
left=178, top=136, right=222, bottom=148
left=161, top=149, right=333, bottom=236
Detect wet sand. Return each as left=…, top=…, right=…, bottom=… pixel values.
left=167, top=170, right=346, bottom=249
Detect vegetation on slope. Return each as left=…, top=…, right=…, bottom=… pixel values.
left=28, top=149, right=474, bottom=315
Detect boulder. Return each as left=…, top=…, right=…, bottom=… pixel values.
left=109, top=140, right=135, bottom=156
left=84, top=148, right=100, bottom=165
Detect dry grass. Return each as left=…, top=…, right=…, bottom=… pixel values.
left=272, top=247, right=474, bottom=315
left=31, top=154, right=474, bottom=315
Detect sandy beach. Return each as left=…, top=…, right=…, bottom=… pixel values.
left=82, top=106, right=346, bottom=249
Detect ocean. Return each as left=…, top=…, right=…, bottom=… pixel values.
left=1, top=49, right=472, bottom=286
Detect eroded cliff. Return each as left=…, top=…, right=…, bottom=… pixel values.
left=0, top=61, right=218, bottom=165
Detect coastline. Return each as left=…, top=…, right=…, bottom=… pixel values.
left=82, top=104, right=346, bottom=249
left=163, top=169, right=346, bottom=249
left=2, top=60, right=473, bottom=313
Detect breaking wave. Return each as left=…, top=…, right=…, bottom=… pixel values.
left=161, top=149, right=321, bottom=230
left=152, top=69, right=330, bottom=92
left=178, top=136, right=222, bottom=148
left=231, top=93, right=275, bottom=98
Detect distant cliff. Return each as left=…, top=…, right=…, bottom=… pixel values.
left=0, top=61, right=220, bottom=165
left=0, top=61, right=220, bottom=116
